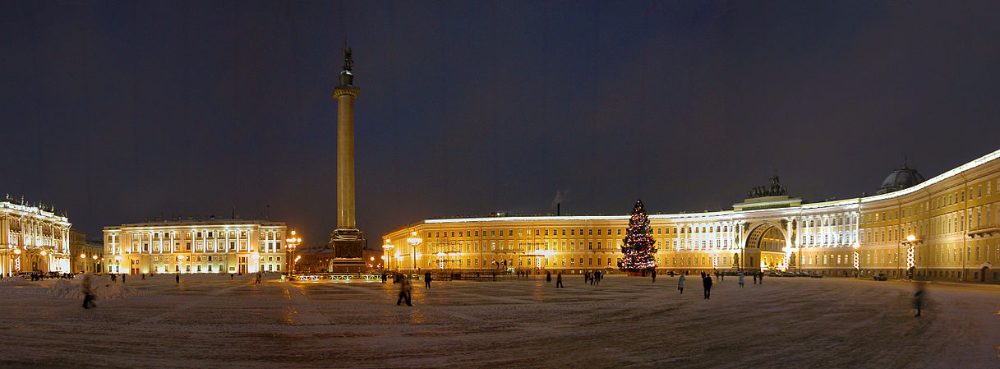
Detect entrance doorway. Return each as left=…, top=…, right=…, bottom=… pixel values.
left=743, top=222, right=788, bottom=272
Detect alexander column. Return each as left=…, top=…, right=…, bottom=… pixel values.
left=329, top=47, right=365, bottom=273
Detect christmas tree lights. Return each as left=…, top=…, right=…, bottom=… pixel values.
left=620, top=199, right=657, bottom=271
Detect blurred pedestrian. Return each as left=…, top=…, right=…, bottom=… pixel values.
left=175, top=274, right=179, bottom=284
left=651, top=269, right=656, bottom=283
left=546, top=271, right=552, bottom=283
left=424, top=271, right=432, bottom=289
left=556, top=272, right=563, bottom=288
left=397, top=275, right=412, bottom=306
left=678, top=274, right=686, bottom=294
left=81, top=272, right=96, bottom=309
left=759, top=272, right=764, bottom=285
left=703, top=273, right=713, bottom=299
left=738, top=271, right=745, bottom=288
left=913, top=282, right=925, bottom=317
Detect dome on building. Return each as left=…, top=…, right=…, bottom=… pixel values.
left=876, top=164, right=925, bottom=195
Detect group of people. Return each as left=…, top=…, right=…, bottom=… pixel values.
left=676, top=270, right=764, bottom=298
left=584, top=270, right=603, bottom=286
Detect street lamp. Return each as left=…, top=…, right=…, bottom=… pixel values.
left=905, top=235, right=916, bottom=279
left=407, top=232, right=422, bottom=273
left=285, top=230, right=301, bottom=276
left=852, top=242, right=861, bottom=277
left=382, top=239, right=394, bottom=271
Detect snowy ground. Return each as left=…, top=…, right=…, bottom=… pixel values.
left=1, top=273, right=998, bottom=368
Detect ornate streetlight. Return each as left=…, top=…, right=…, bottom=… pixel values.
left=382, top=239, right=394, bottom=272
left=852, top=242, right=861, bottom=277
left=285, top=230, right=301, bottom=276
left=904, top=235, right=916, bottom=279
left=407, top=232, right=422, bottom=272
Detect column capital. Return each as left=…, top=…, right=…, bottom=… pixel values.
left=333, top=86, right=359, bottom=99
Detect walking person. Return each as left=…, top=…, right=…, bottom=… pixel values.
left=556, top=272, right=563, bottom=288
left=738, top=271, right=745, bottom=288
left=546, top=271, right=552, bottom=283
left=758, top=272, right=764, bottom=285
left=753, top=273, right=757, bottom=285
left=424, top=271, right=432, bottom=289
left=122, top=274, right=125, bottom=284
left=397, top=275, right=413, bottom=306
left=651, top=269, right=657, bottom=283
left=913, top=282, right=925, bottom=317
left=175, top=274, right=179, bottom=284
left=81, top=272, right=96, bottom=309
left=678, top=274, right=686, bottom=294
left=703, top=272, right=713, bottom=299
left=142, top=274, right=146, bottom=281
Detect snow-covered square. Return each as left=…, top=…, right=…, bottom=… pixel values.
left=1, top=273, right=998, bottom=368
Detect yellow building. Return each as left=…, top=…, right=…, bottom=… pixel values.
left=384, top=148, right=1000, bottom=283
left=1, top=198, right=72, bottom=275
left=69, top=230, right=103, bottom=273
left=103, top=218, right=288, bottom=274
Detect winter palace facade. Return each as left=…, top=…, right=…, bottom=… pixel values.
left=102, top=219, right=288, bottom=275
left=383, top=148, right=1000, bottom=283
left=0, top=198, right=72, bottom=275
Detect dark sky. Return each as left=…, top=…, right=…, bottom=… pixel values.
left=4, top=1, right=1000, bottom=247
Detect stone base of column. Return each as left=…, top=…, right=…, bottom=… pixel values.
left=329, top=228, right=365, bottom=273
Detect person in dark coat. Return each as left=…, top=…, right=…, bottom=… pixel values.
left=176, top=274, right=179, bottom=284
left=546, top=271, right=552, bottom=283
left=913, top=282, right=925, bottom=317
left=651, top=269, right=656, bottom=283
left=424, top=272, right=432, bottom=289
left=703, top=273, right=713, bottom=299
left=397, top=275, right=413, bottom=306
left=556, top=272, right=563, bottom=288
left=80, top=272, right=96, bottom=309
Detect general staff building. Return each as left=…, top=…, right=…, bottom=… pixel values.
left=383, top=148, right=1000, bottom=283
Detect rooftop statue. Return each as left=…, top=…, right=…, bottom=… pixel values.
left=747, top=174, right=788, bottom=199
left=343, top=47, right=353, bottom=72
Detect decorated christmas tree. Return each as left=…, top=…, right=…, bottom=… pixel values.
left=620, top=199, right=657, bottom=272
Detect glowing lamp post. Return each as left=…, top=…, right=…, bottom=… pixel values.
left=382, top=239, right=394, bottom=271
left=407, top=232, right=422, bottom=272
left=13, top=248, right=21, bottom=272
left=285, top=230, right=301, bottom=276
left=905, top=235, right=916, bottom=279
left=852, top=242, right=860, bottom=277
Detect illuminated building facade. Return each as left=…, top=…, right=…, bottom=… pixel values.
left=384, top=148, right=1000, bottom=283
left=103, top=219, right=287, bottom=274
left=0, top=198, right=72, bottom=275
left=69, top=230, right=103, bottom=273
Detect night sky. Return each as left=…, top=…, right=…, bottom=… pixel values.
left=4, top=1, right=1000, bottom=248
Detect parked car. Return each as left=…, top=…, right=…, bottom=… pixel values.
left=808, top=272, right=823, bottom=278
left=873, top=273, right=887, bottom=281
